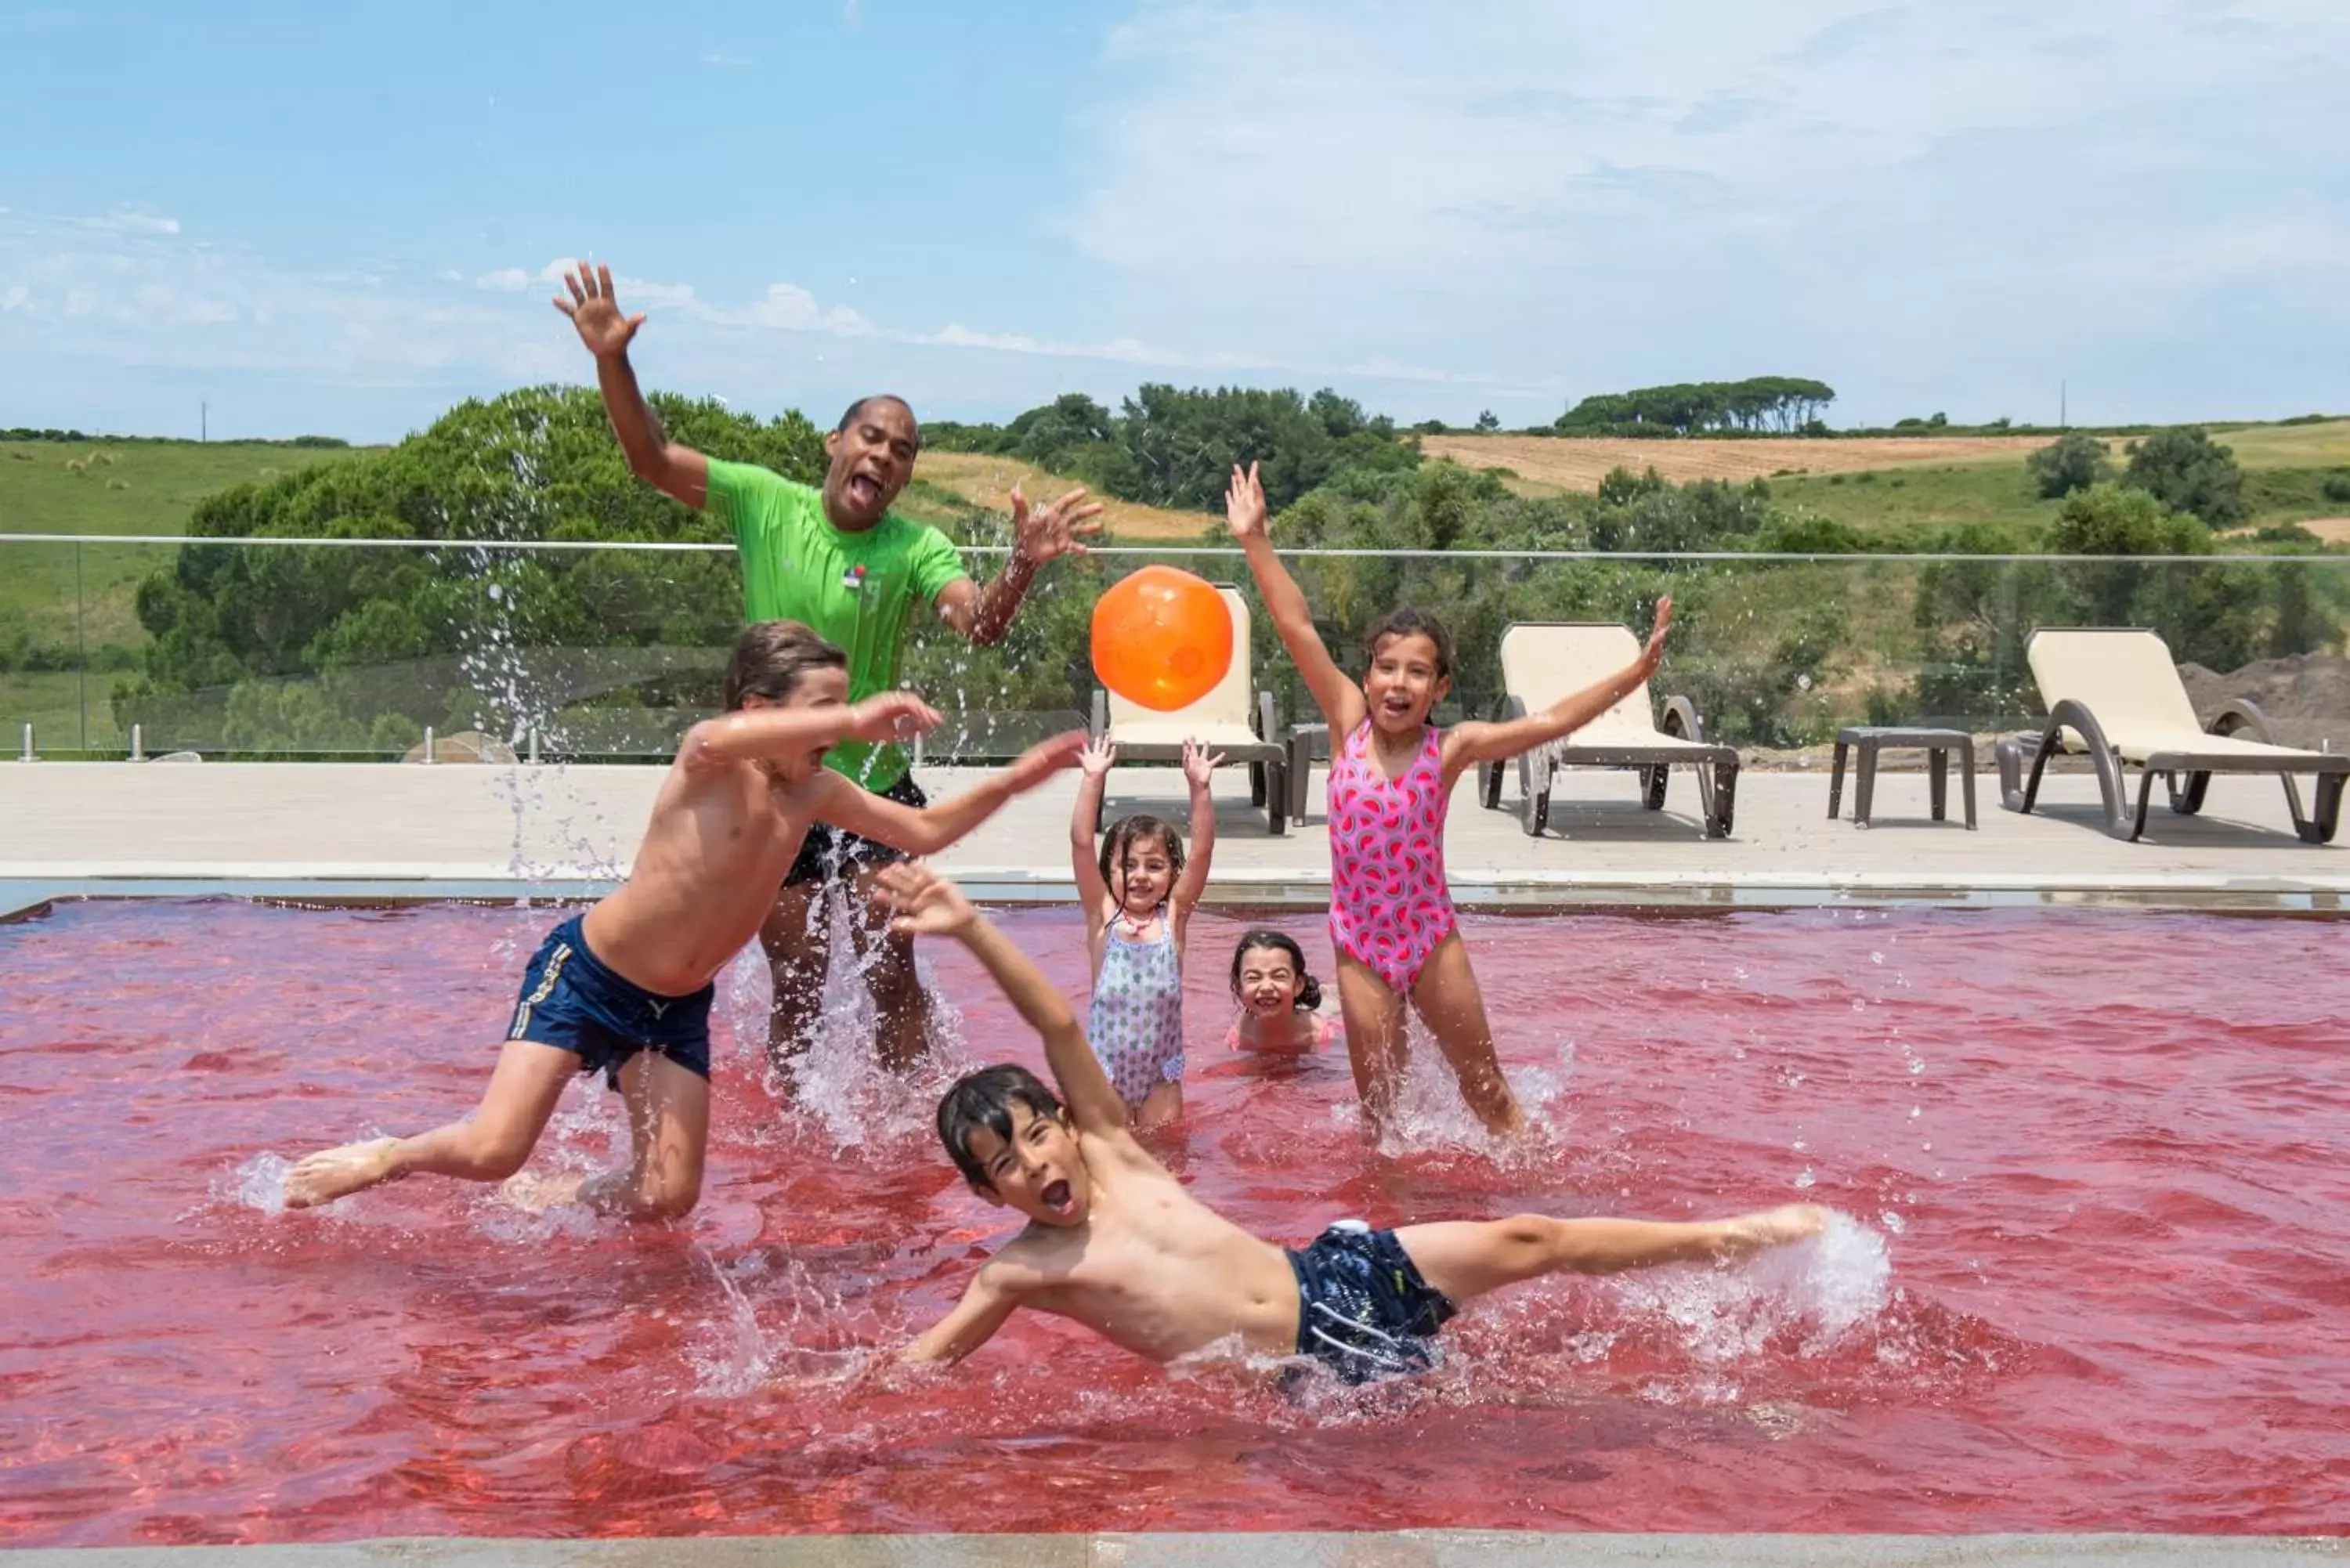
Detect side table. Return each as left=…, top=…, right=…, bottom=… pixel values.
left=1828, top=726, right=1977, bottom=829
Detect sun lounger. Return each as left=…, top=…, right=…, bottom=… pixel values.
left=1994, top=627, right=2349, bottom=844
left=1089, top=584, right=1291, bottom=834
left=1478, top=622, right=1739, bottom=838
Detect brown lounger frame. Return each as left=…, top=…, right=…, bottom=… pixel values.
left=1995, top=696, right=2348, bottom=844
left=1479, top=693, right=1740, bottom=839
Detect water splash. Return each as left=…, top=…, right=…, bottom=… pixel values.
left=738, top=884, right=979, bottom=1155
left=219, top=1151, right=294, bottom=1215
left=1611, top=1208, right=1892, bottom=1379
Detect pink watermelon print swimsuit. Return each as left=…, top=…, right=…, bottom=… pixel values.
left=1326, top=719, right=1457, bottom=995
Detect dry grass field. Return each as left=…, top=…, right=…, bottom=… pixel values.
left=911, top=451, right=1214, bottom=540
left=1420, top=432, right=2048, bottom=493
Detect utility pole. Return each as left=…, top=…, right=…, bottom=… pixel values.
left=2059, top=381, right=2066, bottom=431
left=201, top=401, right=207, bottom=443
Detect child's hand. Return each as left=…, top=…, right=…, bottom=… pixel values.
left=1180, top=738, right=1225, bottom=789
left=1641, top=596, right=1674, bottom=670
left=873, top=861, right=978, bottom=938
left=1224, top=461, right=1268, bottom=541
left=846, top=692, right=944, bottom=742
left=1079, top=738, right=1118, bottom=779
left=1003, top=729, right=1089, bottom=791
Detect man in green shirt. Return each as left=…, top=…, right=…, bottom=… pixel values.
left=559, top=262, right=1101, bottom=1081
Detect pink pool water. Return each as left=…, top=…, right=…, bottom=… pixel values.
left=2, top=898, right=2345, bottom=1545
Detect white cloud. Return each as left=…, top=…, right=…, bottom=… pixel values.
left=701, top=51, right=756, bottom=67
left=90, top=207, right=180, bottom=236
left=742, top=282, right=871, bottom=334
left=1068, top=0, right=2350, bottom=419
left=475, top=267, right=532, bottom=291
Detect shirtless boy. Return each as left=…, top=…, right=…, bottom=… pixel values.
left=281, top=621, right=1083, bottom=1220
left=880, top=862, right=1827, bottom=1382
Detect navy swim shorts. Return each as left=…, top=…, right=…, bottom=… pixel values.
left=783, top=771, right=925, bottom=888
left=1287, top=1219, right=1459, bottom=1384
left=508, top=914, right=713, bottom=1089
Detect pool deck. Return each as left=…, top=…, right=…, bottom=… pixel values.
left=7, top=1532, right=2342, bottom=1564
left=0, top=756, right=2344, bottom=920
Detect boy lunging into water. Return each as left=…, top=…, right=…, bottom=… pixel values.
left=282, top=622, right=1083, bottom=1219
left=882, top=862, right=1822, bottom=1382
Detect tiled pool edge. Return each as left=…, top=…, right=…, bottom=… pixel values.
left=5, top=1532, right=2343, bottom=1565
left=7, top=867, right=2349, bottom=924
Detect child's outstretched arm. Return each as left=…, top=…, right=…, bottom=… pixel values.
left=873, top=863, right=1133, bottom=1140
left=1225, top=461, right=1365, bottom=736
left=680, top=691, right=942, bottom=771
left=903, top=1262, right=1029, bottom=1364
left=817, top=731, right=1086, bottom=855
left=1168, top=737, right=1223, bottom=918
left=1442, top=597, right=1673, bottom=784
left=1069, top=738, right=1116, bottom=930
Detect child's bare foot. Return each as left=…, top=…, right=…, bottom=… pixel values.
left=501, top=1169, right=584, bottom=1213
left=283, top=1136, right=401, bottom=1209
left=1728, top=1203, right=1830, bottom=1252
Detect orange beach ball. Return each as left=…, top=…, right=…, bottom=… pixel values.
left=1090, top=565, right=1235, bottom=712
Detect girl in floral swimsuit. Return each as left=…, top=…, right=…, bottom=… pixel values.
left=1227, top=461, right=1674, bottom=1138
left=1070, top=735, right=1221, bottom=1128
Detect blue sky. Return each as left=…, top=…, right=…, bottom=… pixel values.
left=2, top=0, right=2345, bottom=441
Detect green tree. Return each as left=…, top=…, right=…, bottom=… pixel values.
left=1473, top=409, right=1499, bottom=432
left=117, top=385, right=822, bottom=753
left=2025, top=431, right=2112, bottom=498
left=2122, top=426, right=2247, bottom=526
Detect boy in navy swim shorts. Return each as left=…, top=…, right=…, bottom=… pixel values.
left=282, top=621, right=1082, bottom=1220
left=878, top=863, right=1828, bottom=1384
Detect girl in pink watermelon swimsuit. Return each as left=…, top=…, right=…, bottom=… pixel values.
left=1227, top=462, right=1673, bottom=1138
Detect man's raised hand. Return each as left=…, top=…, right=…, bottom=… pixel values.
left=1009, top=484, right=1104, bottom=565
left=555, top=261, right=644, bottom=360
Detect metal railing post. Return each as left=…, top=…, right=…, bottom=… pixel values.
left=20, top=724, right=34, bottom=762
left=421, top=726, right=436, bottom=764
left=131, top=723, right=145, bottom=762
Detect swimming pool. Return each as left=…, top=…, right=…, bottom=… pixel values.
left=2, top=898, right=2344, bottom=1543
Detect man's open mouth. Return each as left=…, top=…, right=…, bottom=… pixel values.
left=846, top=472, right=882, bottom=508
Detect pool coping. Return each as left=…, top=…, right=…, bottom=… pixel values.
left=6, top=1532, right=2344, bottom=1564
left=6, top=865, right=2350, bottom=925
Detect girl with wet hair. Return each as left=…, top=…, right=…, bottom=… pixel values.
left=1225, top=929, right=1343, bottom=1056
left=1069, top=735, right=1222, bottom=1127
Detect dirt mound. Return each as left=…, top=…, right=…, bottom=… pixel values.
left=1419, top=433, right=2043, bottom=493
left=2179, top=652, right=2350, bottom=749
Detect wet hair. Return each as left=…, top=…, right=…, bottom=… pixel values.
left=1364, top=606, right=1455, bottom=682
left=836, top=393, right=917, bottom=438
left=1230, top=929, right=1323, bottom=1012
left=722, top=620, right=848, bottom=710
left=937, top=1064, right=1067, bottom=1189
left=1097, top=814, right=1185, bottom=905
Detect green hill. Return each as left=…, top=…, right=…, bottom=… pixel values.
left=1, top=438, right=373, bottom=750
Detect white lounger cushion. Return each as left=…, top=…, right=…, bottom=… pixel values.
left=2027, top=628, right=2316, bottom=761
left=1498, top=623, right=1673, bottom=743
